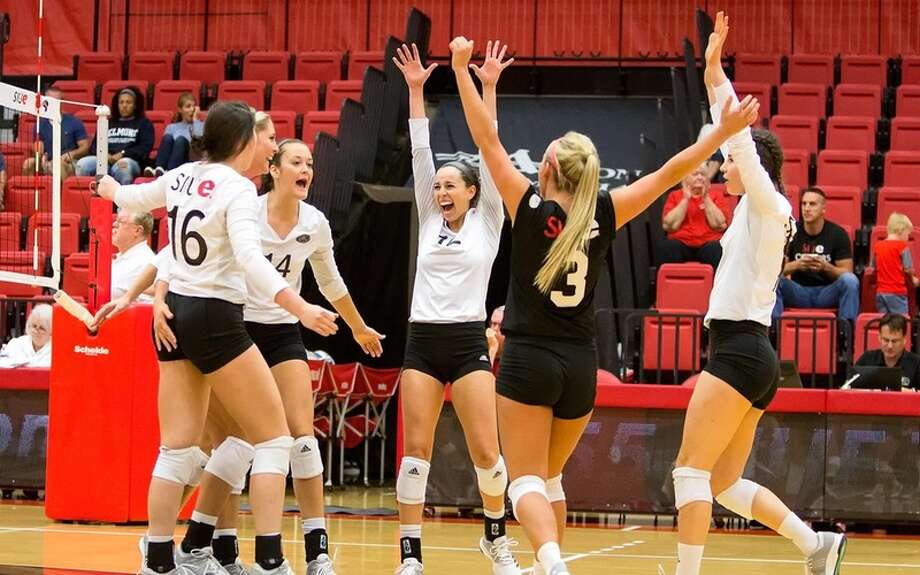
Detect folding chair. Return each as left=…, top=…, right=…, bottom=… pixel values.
left=359, top=367, right=401, bottom=486
left=328, top=363, right=367, bottom=485
left=307, top=358, right=336, bottom=485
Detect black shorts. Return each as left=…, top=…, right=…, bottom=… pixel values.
left=704, top=319, right=780, bottom=410
left=496, top=335, right=597, bottom=420
left=402, top=321, right=491, bottom=383
left=154, top=292, right=254, bottom=375
left=245, top=321, right=308, bottom=367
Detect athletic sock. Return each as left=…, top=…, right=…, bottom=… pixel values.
left=212, top=529, right=239, bottom=566
left=484, top=508, right=506, bottom=542
left=399, top=524, right=422, bottom=563
left=537, top=541, right=562, bottom=573
left=181, top=511, right=218, bottom=553
left=303, top=517, right=329, bottom=562
left=255, top=533, right=284, bottom=570
left=675, top=543, right=704, bottom=575
left=778, top=513, right=820, bottom=555
left=146, top=536, right=175, bottom=573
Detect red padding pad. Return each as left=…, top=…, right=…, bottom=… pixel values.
left=0, top=368, right=50, bottom=390
left=826, top=389, right=920, bottom=417
left=595, top=383, right=693, bottom=409
left=766, top=389, right=827, bottom=413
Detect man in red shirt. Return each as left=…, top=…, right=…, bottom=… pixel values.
left=657, top=164, right=731, bottom=269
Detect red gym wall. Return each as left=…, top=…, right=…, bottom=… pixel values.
left=4, top=0, right=920, bottom=76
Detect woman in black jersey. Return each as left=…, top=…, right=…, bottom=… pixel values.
left=449, top=37, right=758, bottom=575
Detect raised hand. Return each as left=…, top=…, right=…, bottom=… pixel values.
left=470, top=40, right=514, bottom=87
left=392, top=43, right=437, bottom=88
left=449, top=36, right=475, bottom=72
left=94, top=174, right=119, bottom=200
left=704, top=11, right=730, bottom=87
left=719, top=94, right=760, bottom=135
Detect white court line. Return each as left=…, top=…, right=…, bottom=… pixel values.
left=1, top=526, right=918, bottom=569
left=621, top=525, right=642, bottom=532
left=521, top=539, right=647, bottom=573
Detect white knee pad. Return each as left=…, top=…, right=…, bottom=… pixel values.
left=508, top=475, right=548, bottom=519
left=672, top=466, right=713, bottom=509
left=152, top=446, right=202, bottom=486
left=290, top=436, right=324, bottom=479
left=545, top=474, right=565, bottom=503
left=205, top=436, right=254, bottom=487
left=474, top=455, right=508, bottom=498
left=715, top=478, right=759, bottom=520
left=251, top=436, right=294, bottom=476
left=187, top=447, right=211, bottom=487
left=396, top=456, right=431, bottom=505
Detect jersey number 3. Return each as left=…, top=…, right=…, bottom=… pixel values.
left=550, top=251, right=588, bottom=308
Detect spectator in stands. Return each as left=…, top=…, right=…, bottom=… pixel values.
left=872, top=212, right=919, bottom=315
left=657, top=163, right=731, bottom=269
left=111, top=209, right=156, bottom=302
left=854, top=314, right=920, bottom=390
left=0, top=304, right=52, bottom=368
left=75, top=86, right=153, bottom=185
left=22, top=86, right=90, bottom=181
left=486, top=305, right=505, bottom=366
left=0, top=149, right=6, bottom=211
left=144, top=91, right=203, bottom=177
left=774, top=187, right=859, bottom=320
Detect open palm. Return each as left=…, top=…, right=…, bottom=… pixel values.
left=705, top=11, right=729, bottom=67
left=470, top=40, right=514, bottom=86
left=393, top=43, right=437, bottom=88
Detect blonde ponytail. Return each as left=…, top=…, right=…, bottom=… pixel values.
left=534, top=132, right=601, bottom=294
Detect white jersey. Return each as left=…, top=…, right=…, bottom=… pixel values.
left=111, top=240, right=156, bottom=302
left=244, top=195, right=348, bottom=324
left=705, top=81, right=796, bottom=327
left=0, top=334, right=51, bottom=368
left=408, top=118, right=504, bottom=324
left=114, top=162, right=288, bottom=305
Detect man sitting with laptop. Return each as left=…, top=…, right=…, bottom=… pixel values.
left=852, top=314, right=920, bottom=391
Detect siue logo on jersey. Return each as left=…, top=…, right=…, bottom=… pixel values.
left=296, top=234, right=311, bottom=244
left=544, top=217, right=600, bottom=239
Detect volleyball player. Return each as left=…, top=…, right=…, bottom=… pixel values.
left=95, top=101, right=338, bottom=575
left=666, top=14, right=845, bottom=575
left=448, top=36, right=758, bottom=575
left=392, top=42, right=518, bottom=575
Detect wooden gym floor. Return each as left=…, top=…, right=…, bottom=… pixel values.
left=0, top=488, right=918, bottom=574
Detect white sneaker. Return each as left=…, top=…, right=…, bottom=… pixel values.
left=479, top=536, right=521, bottom=574
left=249, top=559, right=293, bottom=575
left=222, top=560, right=249, bottom=575
left=806, top=532, right=847, bottom=575
left=306, top=554, right=336, bottom=575
left=545, top=562, right=569, bottom=575
left=175, top=546, right=229, bottom=575
left=394, top=558, right=424, bottom=574
left=143, top=166, right=157, bottom=177
left=531, top=562, right=546, bottom=575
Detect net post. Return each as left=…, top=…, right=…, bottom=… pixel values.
left=94, top=105, right=110, bottom=177
left=88, top=105, right=113, bottom=312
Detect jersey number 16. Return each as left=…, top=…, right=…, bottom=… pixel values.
left=168, top=207, right=208, bottom=266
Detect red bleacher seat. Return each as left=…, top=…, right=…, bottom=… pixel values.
left=153, top=80, right=202, bottom=112
left=101, top=80, right=150, bottom=107
left=1, top=143, right=29, bottom=176
left=17, top=113, right=36, bottom=142
left=0, top=213, right=22, bottom=251
left=877, top=187, right=920, bottom=225
left=52, top=80, right=97, bottom=114
left=890, top=117, right=920, bottom=151
left=896, top=85, right=920, bottom=117
left=62, top=177, right=94, bottom=217
left=217, top=81, right=266, bottom=109
left=27, top=212, right=82, bottom=257
left=853, top=313, right=912, bottom=360
left=734, top=82, right=772, bottom=123
left=884, top=151, right=920, bottom=186
left=643, top=310, right=702, bottom=375
left=788, top=54, right=835, bottom=86
left=6, top=177, right=52, bottom=218
left=179, top=51, right=227, bottom=84
left=0, top=251, right=47, bottom=297
left=771, top=116, right=819, bottom=154
left=840, top=55, right=887, bottom=86
left=816, top=150, right=868, bottom=188
left=325, top=80, right=362, bottom=111
left=157, top=217, right=169, bottom=250
left=347, top=51, right=384, bottom=80
left=146, top=111, right=173, bottom=153
left=294, top=51, right=344, bottom=84
left=785, top=184, right=801, bottom=216
left=270, top=80, right=320, bottom=114
left=901, top=56, right=920, bottom=86
left=128, top=52, right=175, bottom=83
left=74, top=109, right=98, bottom=140
left=817, top=186, right=863, bottom=229
left=268, top=111, right=298, bottom=140
left=734, top=53, right=781, bottom=86
left=655, top=263, right=713, bottom=313
left=825, top=116, right=877, bottom=152
left=62, top=253, right=90, bottom=302
left=243, top=51, right=291, bottom=82
left=779, top=310, right=837, bottom=375
left=834, top=84, right=882, bottom=118
left=304, top=111, right=340, bottom=145
left=76, top=52, right=124, bottom=83
left=779, top=83, right=827, bottom=118
left=782, top=148, right=811, bottom=188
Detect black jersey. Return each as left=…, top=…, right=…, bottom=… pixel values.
left=502, top=186, right=616, bottom=341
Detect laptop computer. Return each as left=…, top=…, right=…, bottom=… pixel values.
left=845, top=366, right=903, bottom=391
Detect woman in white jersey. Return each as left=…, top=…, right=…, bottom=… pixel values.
left=448, top=36, right=757, bottom=575
left=96, top=101, right=338, bottom=575
left=666, top=14, right=845, bottom=575
left=392, top=43, right=518, bottom=575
